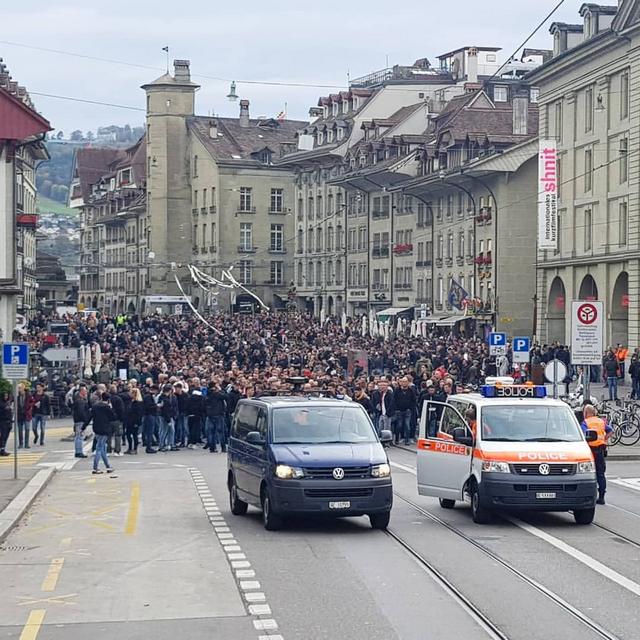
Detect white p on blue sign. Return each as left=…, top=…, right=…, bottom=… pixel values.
left=2, top=343, right=29, bottom=380
left=488, top=332, right=507, bottom=356
left=512, top=337, right=531, bottom=363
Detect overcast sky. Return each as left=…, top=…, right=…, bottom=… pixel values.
left=2, top=0, right=581, bottom=134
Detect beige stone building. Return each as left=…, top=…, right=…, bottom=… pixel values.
left=530, top=1, right=639, bottom=347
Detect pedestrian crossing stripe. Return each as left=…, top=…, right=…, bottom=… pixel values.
left=0, top=453, right=45, bottom=465
left=45, top=427, right=74, bottom=439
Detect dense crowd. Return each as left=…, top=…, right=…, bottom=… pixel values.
left=0, top=310, right=635, bottom=462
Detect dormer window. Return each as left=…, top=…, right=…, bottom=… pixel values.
left=327, top=129, right=334, bottom=143
left=337, top=127, right=345, bottom=141
left=317, top=131, right=324, bottom=146
left=332, top=103, right=338, bottom=116
left=494, top=86, right=508, bottom=102
left=259, top=149, right=272, bottom=164
left=584, top=13, right=592, bottom=38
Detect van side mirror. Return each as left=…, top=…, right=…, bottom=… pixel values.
left=379, top=429, right=393, bottom=444
left=452, top=427, right=474, bottom=447
left=585, top=429, right=598, bottom=443
left=246, top=431, right=265, bottom=446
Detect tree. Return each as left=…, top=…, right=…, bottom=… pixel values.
left=86, top=130, right=94, bottom=141
left=70, top=130, right=83, bottom=141
left=56, top=131, right=64, bottom=140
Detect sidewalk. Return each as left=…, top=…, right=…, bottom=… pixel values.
left=0, top=417, right=76, bottom=516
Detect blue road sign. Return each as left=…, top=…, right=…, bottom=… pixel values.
left=488, top=333, right=507, bottom=347
left=512, top=337, right=531, bottom=363
left=2, top=343, right=29, bottom=379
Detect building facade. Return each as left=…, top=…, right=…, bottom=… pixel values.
left=0, top=60, right=50, bottom=341
left=280, top=57, right=464, bottom=317
left=529, top=1, right=640, bottom=347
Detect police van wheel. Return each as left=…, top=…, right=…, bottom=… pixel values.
left=229, top=476, right=248, bottom=516
left=470, top=483, right=491, bottom=524
left=439, top=498, right=456, bottom=509
left=574, top=507, right=595, bottom=525
left=369, top=511, right=391, bottom=530
left=262, top=489, right=283, bottom=531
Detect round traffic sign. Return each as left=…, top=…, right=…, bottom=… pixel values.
left=577, top=303, right=598, bottom=325
left=544, top=359, right=567, bottom=384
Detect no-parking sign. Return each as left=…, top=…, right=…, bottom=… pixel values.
left=570, top=301, right=603, bottom=365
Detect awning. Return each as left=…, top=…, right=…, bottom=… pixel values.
left=376, top=307, right=413, bottom=317
left=421, top=315, right=465, bottom=326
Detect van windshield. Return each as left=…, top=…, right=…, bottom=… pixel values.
left=272, top=406, right=378, bottom=444
left=481, top=405, right=583, bottom=442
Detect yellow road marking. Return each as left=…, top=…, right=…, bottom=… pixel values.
left=87, top=478, right=96, bottom=484
left=19, top=609, right=45, bottom=640
left=45, top=507, right=72, bottom=517
left=125, top=481, right=140, bottom=536
left=41, top=558, right=64, bottom=592
left=92, top=504, right=124, bottom=517
left=87, top=520, right=116, bottom=532
left=18, top=593, right=77, bottom=606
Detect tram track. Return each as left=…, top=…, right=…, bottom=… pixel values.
left=392, top=492, right=622, bottom=640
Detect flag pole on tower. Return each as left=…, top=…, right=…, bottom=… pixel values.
left=162, top=46, right=170, bottom=73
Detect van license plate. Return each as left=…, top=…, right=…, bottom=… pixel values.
left=329, top=501, right=351, bottom=509
left=536, top=492, right=556, bottom=499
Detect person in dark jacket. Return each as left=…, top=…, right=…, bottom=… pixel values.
left=0, top=392, right=13, bottom=456
left=394, top=376, right=418, bottom=445
left=205, top=383, right=227, bottom=453
left=142, top=386, right=159, bottom=453
left=87, top=393, right=116, bottom=474
left=629, top=355, right=640, bottom=400
left=173, top=382, right=190, bottom=448
left=187, top=386, right=206, bottom=449
left=371, top=379, right=395, bottom=436
left=72, top=386, right=91, bottom=458
left=31, top=383, right=50, bottom=446
left=354, top=388, right=374, bottom=419
left=125, top=387, right=144, bottom=454
left=603, top=350, right=619, bottom=401
left=157, top=385, right=178, bottom=452
left=16, top=383, right=35, bottom=449
left=108, top=384, right=125, bottom=456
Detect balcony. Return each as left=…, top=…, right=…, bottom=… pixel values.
left=237, top=206, right=257, bottom=214
left=466, top=254, right=474, bottom=264
left=192, top=208, right=198, bottom=216
left=210, top=205, right=217, bottom=214
left=445, top=256, right=453, bottom=266
left=435, top=258, right=443, bottom=268
left=209, top=245, right=217, bottom=252
left=268, top=208, right=287, bottom=215
left=372, top=247, right=390, bottom=258
left=200, top=207, right=208, bottom=215
left=393, top=243, right=414, bottom=256
left=371, top=283, right=389, bottom=291
left=394, top=283, right=413, bottom=290
left=456, top=255, right=464, bottom=266
left=372, top=210, right=390, bottom=220
left=415, top=297, right=431, bottom=305
left=201, top=246, right=209, bottom=253
left=415, top=259, right=432, bottom=267
left=237, top=245, right=257, bottom=253
left=268, top=247, right=287, bottom=254
left=434, top=301, right=443, bottom=311
left=192, top=246, right=199, bottom=254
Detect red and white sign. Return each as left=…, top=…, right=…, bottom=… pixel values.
left=538, top=139, right=558, bottom=250
left=571, top=300, right=603, bottom=365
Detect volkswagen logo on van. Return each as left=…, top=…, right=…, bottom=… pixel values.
left=332, top=467, right=345, bottom=480
left=538, top=463, right=551, bottom=476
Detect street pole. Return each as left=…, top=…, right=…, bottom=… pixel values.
left=584, top=365, right=591, bottom=404
left=553, top=358, right=558, bottom=400
left=13, top=380, right=18, bottom=480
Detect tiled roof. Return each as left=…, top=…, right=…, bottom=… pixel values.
left=73, top=148, right=122, bottom=201
left=188, top=116, right=307, bottom=164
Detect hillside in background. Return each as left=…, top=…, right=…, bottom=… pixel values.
left=37, top=124, right=144, bottom=203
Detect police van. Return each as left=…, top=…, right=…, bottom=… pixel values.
left=417, top=379, right=598, bottom=525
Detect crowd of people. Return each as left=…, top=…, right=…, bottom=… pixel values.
left=0, top=310, right=634, bottom=461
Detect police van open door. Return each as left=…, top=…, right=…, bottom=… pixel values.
left=417, top=402, right=473, bottom=503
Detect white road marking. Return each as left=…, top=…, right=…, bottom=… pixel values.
left=228, top=553, right=247, bottom=560
left=215, top=527, right=230, bottom=533
left=231, top=560, right=251, bottom=569
left=506, top=516, right=640, bottom=597
left=218, top=532, right=234, bottom=539
left=240, top=580, right=261, bottom=591
left=224, top=545, right=242, bottom=552
left=611, top=478, right=640, bottom=492
left=249, top=604, right=271, bottom=615
left=236, top=569, right=256, bottom=579
left=390, top=460, right=417, bottom=474
left=245, top=592, right=266, bottom=603
left=258, top=636, right=283, bottom=640
left=254, top=619, right=278, bottom=631
left=607, top=503, right=640, bottom=519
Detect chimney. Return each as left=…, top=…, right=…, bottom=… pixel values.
left=512, top=92, right=529, bottom=135
left=239, top=99, right=250, bottom=128
left=173, top=59, right=191, bottom=82
left=467, top=47, right=478, bottom=84
left=209, top=119, right=218, bottom=138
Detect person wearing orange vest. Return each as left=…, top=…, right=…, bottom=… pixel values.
left=581, top=404, right=612, bottom=504
left=616, top=344, right=629, bottom=381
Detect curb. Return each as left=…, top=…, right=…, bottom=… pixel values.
left=0, top=467, right=56, bottom=544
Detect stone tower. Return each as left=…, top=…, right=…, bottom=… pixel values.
left=141, top=60, right=199, bottom=296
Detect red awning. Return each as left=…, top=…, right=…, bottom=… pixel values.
left=0, top=87, right=51, bottom=141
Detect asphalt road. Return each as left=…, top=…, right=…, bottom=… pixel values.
left=2, top=445, right=640, bottom=639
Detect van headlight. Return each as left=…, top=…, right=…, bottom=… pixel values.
left=275, top=464, right=304, bottom=479
left=482, top=461, right=510, bottom=473
left=371, top=463, right=391, bottom=478
left=577, top=461, right=595, bottom=473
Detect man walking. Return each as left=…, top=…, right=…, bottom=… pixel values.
left=581, top=404, right=612, bottom=505
left=31, top=383, right=50, bottom=446
left=87, top=392, right=117, bottom=475
left=603, top=350, right=619, bottom=401
left=72, top=385, right=90, bottom=458
left=205, top=382, right=227, bottom=453
left=16, top=383, right=34, bottom=449
left=158, top=384, right=178, bottom=452
left=372, top=379, right=395, bottom=438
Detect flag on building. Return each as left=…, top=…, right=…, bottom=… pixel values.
left=276, top=103, right=287, bottom=121
left=448, top=278, right=469, bottom=310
